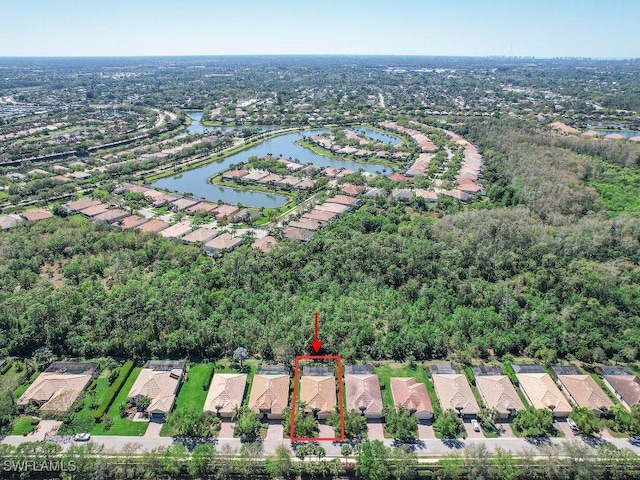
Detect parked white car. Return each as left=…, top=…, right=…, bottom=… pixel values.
left=74, top=433, right=91, bottom=441
left=471, top=419, right=481, bottom=432
left=567, top=418, right=579, bottom=432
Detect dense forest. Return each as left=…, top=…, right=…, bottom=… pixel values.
left=1, top=118, right=639, bottom=364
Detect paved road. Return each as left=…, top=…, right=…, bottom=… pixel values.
left=4, top=433, right=640, bottom=458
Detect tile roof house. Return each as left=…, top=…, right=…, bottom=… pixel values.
left=117, top=215, right=148, bottom=230
left=128, top=361, right=185, bottom=418
left=342, top=184, right=367, bottom=196
left=474, top=375, right=525, bottom=419
left=137, top=219, right=170, bottom=233
left=300, top=373, right=336, bottom=420
left=251, top=235, right=277, bottom=252
left=65, top=198, right=102, bottom=212
left=302, top=209, right=337, bottom=222
left=186, top=202, right=219, bottom=214
left=171, top=198, right=198, bottom=211
left=21, top=208, right=54, bottom=222
left=248, top=373, right=290, bottom=420
left=214, top=205, right=240, bottom=219
left=283, top=226, right=314, bottom=241
left=0, top=214, right=23, bottom=230
left=93, top=209, right=129, bottom=223
left=555, top=374, right=614, bottom=416
left=390, top=377, right=433, bottom=420
left=18, top=362, right=96, bottom=414
left=326, top=195, right=360, bottom=207
left=315, top=203, right=350, bottom=214
left=289, top=218, right=326, bottom=231
left=432, top=373, right=479, bottom=417
left=514, top=366, right=572, bottom=418
left=159, top=222, right=193, bottom=239
left=344, top=372, right=383, bottom=419
left=204, top=232, right=243, bottom=253
left=204, top=373, right=247, bottom=418
left=181, top=227, right=218, bottom=244
left=79, top=204, right=109, bottom=218
left=601, top=366, right=640, bottom=411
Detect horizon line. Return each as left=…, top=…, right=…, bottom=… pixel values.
left=0, top=53, right=639, bottom=61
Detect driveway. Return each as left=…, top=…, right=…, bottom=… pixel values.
left=367, top=421, right=386, bottom=441
left=218, top=421, right=235, bottom=439
left=463, top=421, right=484, bottom=439
left=144, top=419, right=163, bottom=438
left=266, top=422, right=284, bottom=440
left=495, top=422, right=516, bottom=438
left=555, top=420, right=578, bottom=438
left=418, top=421, right=436, bottom=439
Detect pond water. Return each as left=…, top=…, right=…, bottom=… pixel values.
left=185, top=112, right=280, bottom=135
left=152, top=129, right=392, bottom=208
left=594, top=130, right=640, bottom=138
left=353, top=127, right=402, bottom=145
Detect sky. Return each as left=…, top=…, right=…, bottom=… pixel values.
left=0, top=0, right=638, bottom=58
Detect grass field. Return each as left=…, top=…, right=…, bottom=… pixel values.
left=591, top=162, right=640, bottom=217
left=92, top=367, right=148, bottom=436
left=373, top=364, right=432, bottom=410
left=160, top=363, right=214, bottom=437
left=11, top=415, right=38, bottom=435
left=56, top=375, right=112, bottom=435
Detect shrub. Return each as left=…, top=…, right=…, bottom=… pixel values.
left=93, top=360, right=134, bottom=421
left=0, top=360, right=12, bottom=375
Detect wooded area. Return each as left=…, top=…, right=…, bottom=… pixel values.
left=1, top=118, right=639, bottom=364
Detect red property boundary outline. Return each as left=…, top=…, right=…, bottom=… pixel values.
left=289, top=355, right=345, bottom=442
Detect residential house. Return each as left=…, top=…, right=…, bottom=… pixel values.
left=204, top=373, right=247, bottom=418
left=127, top=360, right=185, bottom=419
left=431, top=366, right=480, bottom=418
left=21, top=208, right=53, bottom=222
left=390, top=378, right=433, bottom=420
left=300, top=367, right=336, bottom=420
left=600, top=366, right=640, bottom=411
left=344, top=366, right=383, bottom=419
left=473, top=366, right=525, bottom=419
left=248, top=366, right=290, bottom=420
left=204, top=232, right=243, bottom=253
left=18, top=362, right=97, bottom=414
left=181, top=228, right=218, bottom=244
left=513, top=364, right=572, bottom=418
left=552, top=365, right=613, bottom=416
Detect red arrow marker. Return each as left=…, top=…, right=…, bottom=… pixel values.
left=311, top=312, right=323, bottom=353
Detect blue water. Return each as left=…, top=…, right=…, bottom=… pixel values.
left=185, top=112, right=280, bottom=135
left=152, top=129, right=391, bottom=208
left=594, top=130, right=640, bottom=139
left=353, top=127, right=402, bottom=145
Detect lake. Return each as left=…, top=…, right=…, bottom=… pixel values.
left=594, top=130, right=640, bottom=139
left=185, top=112, right=280, bottom=135
left=152, top=129, right=393, bottom=208
left=353, top=127, right=402, bottom=145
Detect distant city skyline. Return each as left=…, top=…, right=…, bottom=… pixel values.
left=1, top=0, right=639, bottom=58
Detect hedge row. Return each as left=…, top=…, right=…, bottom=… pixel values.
left=202, top=364, right=215, bottom=391
left=93, top=360, right=134, bottom=421
left=0, top=360, right=12, bottom=375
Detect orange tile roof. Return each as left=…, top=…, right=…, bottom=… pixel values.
left=390, top=377, right=433, bottom=415
left=204, top=373, right=247, bottom=417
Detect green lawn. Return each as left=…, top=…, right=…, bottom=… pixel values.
left=160, top=362, right=214, bottom=437
left=11, top=415, right=38, bottom=435
left=92, top=367, right=148, bottom=436
left=373, top=364, right=432, bottom=410
left=591, top=162, right=640, bottom=217
left=57, top=375, right=112, bottom=435
left=12, top=368, right=40, bottom=400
